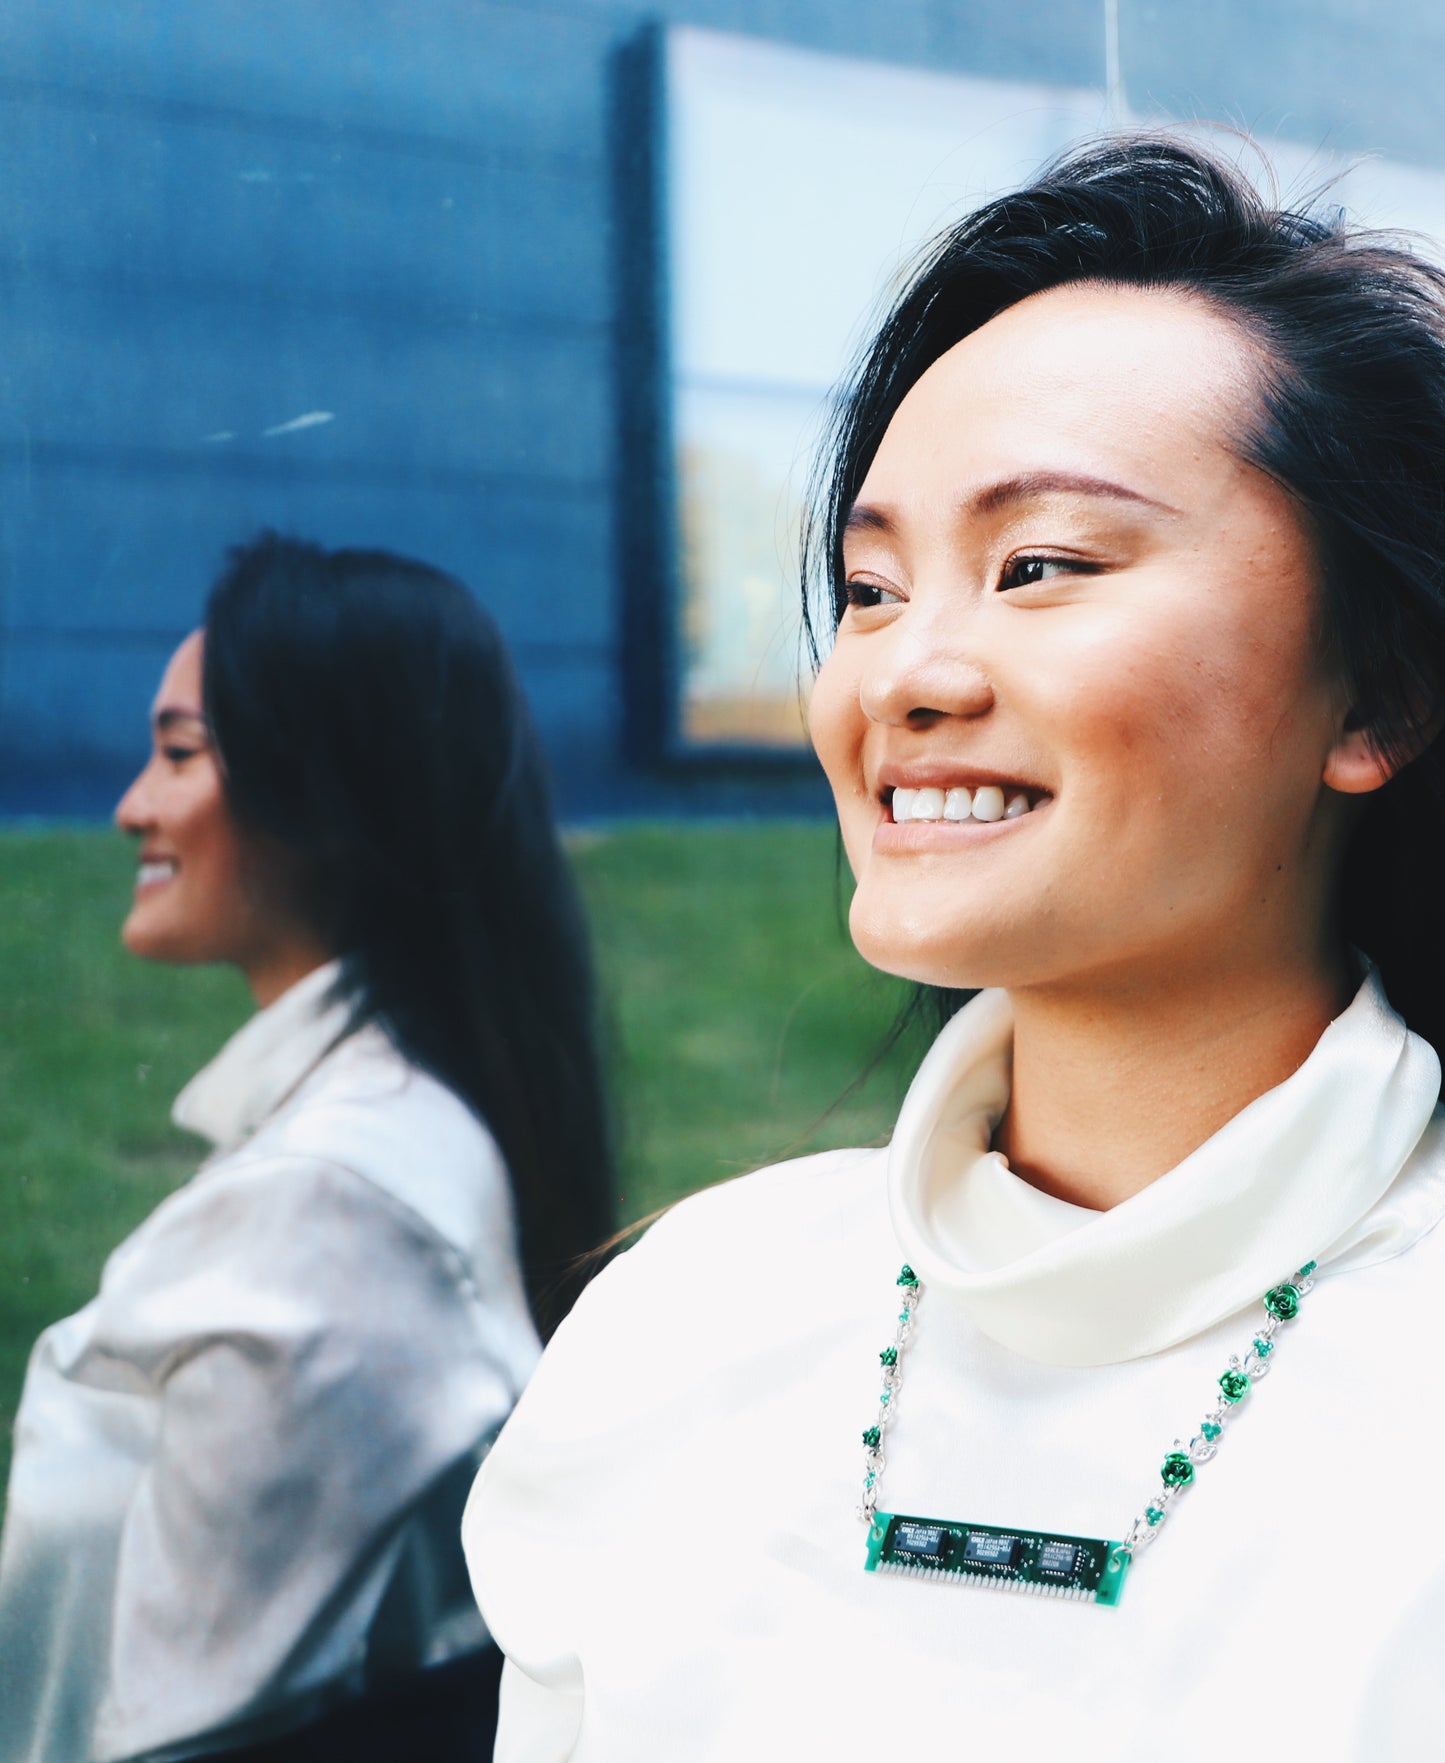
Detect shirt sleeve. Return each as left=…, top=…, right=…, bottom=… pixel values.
left=462, top=1193, right=738, bottom=1763
left=463, top=1252, right=637, bottom=1763
left=461, top=1146, right=881, bottom=1763
left=89, top=1152, right=521, bottom=1761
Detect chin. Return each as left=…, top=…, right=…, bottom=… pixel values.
left=120, top=910, right=202, bottom=966
left=120, top=911, right=153, bottom=958
left=850, top=914, right=1089, bottom=993
left=851, top=922, right=1000, bottom=992
left=121, top=924, right=174, bottom=963
left=848, top=891, right=1030, bottom=993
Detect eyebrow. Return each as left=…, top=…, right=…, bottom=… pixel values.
left=152, top=707, right=208, bottom=734
left=844, top=469, right=1181, bottom=536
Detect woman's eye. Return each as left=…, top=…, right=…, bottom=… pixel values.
left=999, top=554, right=1093, bottom=591
left=161, top=746, right=200, bottom=765
left=843, top=578, right=903, bottom=610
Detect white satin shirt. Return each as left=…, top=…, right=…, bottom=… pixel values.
left=0, top=962, right=541, bottom=1762
left=465, top=971, right=1445, bottom=1762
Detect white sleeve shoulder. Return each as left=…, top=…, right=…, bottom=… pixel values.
left=462, top=1145, right=882, bottom=1761
left=92, top=1150, right=523, bottom=1758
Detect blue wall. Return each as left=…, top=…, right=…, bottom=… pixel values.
left=1, top=0, right=1441, bottom=816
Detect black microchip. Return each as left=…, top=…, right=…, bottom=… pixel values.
left=892, top=1521, right=949, bottom=1561
left=962, top=1532, right=1022, bottom=1567
left=1038, top=1540, right=1081, bottom=1576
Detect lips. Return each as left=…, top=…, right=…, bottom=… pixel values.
left=135, top=858, right=178, bottom=888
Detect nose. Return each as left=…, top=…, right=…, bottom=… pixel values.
left=857, top=599, right=994, bottom=729
left=114, top=761, right=154, bottom=835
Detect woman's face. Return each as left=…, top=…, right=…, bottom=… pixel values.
left=810, top=281, right=1364, bottom=995
left=115, top=631, right=311, bottom=983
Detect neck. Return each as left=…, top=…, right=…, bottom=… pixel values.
left=244, top=941, right=334, bottom=1011
left=993, top=947, right=1354, bottom=1211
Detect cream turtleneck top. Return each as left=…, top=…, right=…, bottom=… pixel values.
left=464, top=971, right=1445, bottom=1762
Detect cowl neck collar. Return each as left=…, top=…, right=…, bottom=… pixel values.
left=887, top=971, right=1443, bottom=1366
left=172, top=959, right=352, bottom=1155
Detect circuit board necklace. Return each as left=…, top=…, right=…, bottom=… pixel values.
left=858, top=1259, right=1316, bottom=1606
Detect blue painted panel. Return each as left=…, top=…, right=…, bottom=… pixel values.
left=0, top=279, right=611, bottom=482
left=0, top=98, right=613, bottom=330
left=0, top=2, right=617, bottom=165
left=0, top=459, right=615, bottom=651
left=927, top=0, right=1104, bottom=86
left=573, top=0, right=934, bottom=65
left=0, top=631, right=182, bottom=815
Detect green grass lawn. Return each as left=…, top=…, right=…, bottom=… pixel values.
left=0, top=823, right=917, bottom=1485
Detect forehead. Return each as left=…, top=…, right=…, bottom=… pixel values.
left=860, top=282, right=1259, bottom=503
left=151, top=630, right=205, bottom=721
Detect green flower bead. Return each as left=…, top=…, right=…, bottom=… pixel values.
left=1264, top=1283, right=1301, bottom=1321
left=879, top=1347, right=898, bottom=1366
left=862, top=1427, right=881, bottom=1449
left=1201, top=1421, right=1223, bottom=1441
left=1297, top=1260, right=1317, bottom=1278
left=1145, top=1505, right=1165, bottom=1526
left=1253, top=1336, right=1274, bottom=1357
left=1219, top=1369, right=1251, bottom=1403
left=1160, top=1451, right=1195, bottom=1488
left=897, top=1265, right=920, bottom=1288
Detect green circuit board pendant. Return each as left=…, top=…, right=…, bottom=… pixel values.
left=865, top=1511, right=1130, bottom=1607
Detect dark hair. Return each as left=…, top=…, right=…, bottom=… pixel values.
left=203, top=532, right=613, bottom=1336
left=804, top=134, right=1445, bottom=1065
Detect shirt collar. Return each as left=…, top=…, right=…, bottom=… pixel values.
left=172, top=959, right=354, bottom=1154
left=888, top=969, right=1444, bottom=1366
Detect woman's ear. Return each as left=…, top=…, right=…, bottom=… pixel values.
left=1324, top=698, right=1445, bottom=795
left=1322, top=719, right=1394, bottom=795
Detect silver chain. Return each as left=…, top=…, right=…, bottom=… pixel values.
left=859, top=1260, right=1316, bottom=1569
left=857, top=1268, right=921, bottom=1527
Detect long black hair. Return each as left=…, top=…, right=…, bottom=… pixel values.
left=203, top=532, right=613, bottom=1336
left=804, top=134, right=1445, bottom=1067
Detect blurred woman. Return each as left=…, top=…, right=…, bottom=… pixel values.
left=0, top=533, right=613, bottom=1761
left=464, top=138, right=1445, bottom=1759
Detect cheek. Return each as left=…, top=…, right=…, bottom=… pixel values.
left=808, top=643, right=883, bottom=883
left=174, top=770, right=249, bottom=893
left=1063, top=636, right=1214, bottom=781
left=807, top=652, right=874, bottom=881
left=1024, top=589, right=1327, bottom=818
left=808, top=647, right=866, bottom=802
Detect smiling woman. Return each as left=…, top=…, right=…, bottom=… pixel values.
left=460, top=137, right=1445, bottom=1762
left=811, top=279, right=1380, bottom=1205
left=0, top=535, right=614, bottom=1763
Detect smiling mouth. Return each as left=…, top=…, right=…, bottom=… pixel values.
left=887, top=783, right=1047, bottom=825
left=136, top=860, right=179, bottom=889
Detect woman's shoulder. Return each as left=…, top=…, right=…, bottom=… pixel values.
left=463, top=1142, right=891, bottom=1606
left=230, top=1025, right=516, bottom=1263
left=521, top=1142, right=889, bottom=1394
left=633, top=1140, right=888, bottom=1274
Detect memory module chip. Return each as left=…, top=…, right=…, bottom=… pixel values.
left=865, top=1511, right=1129, bottom=1606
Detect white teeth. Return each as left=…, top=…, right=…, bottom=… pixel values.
left=890, top=784, right=1038, bottom=824
left=137, top=861, right=177, bottom=887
